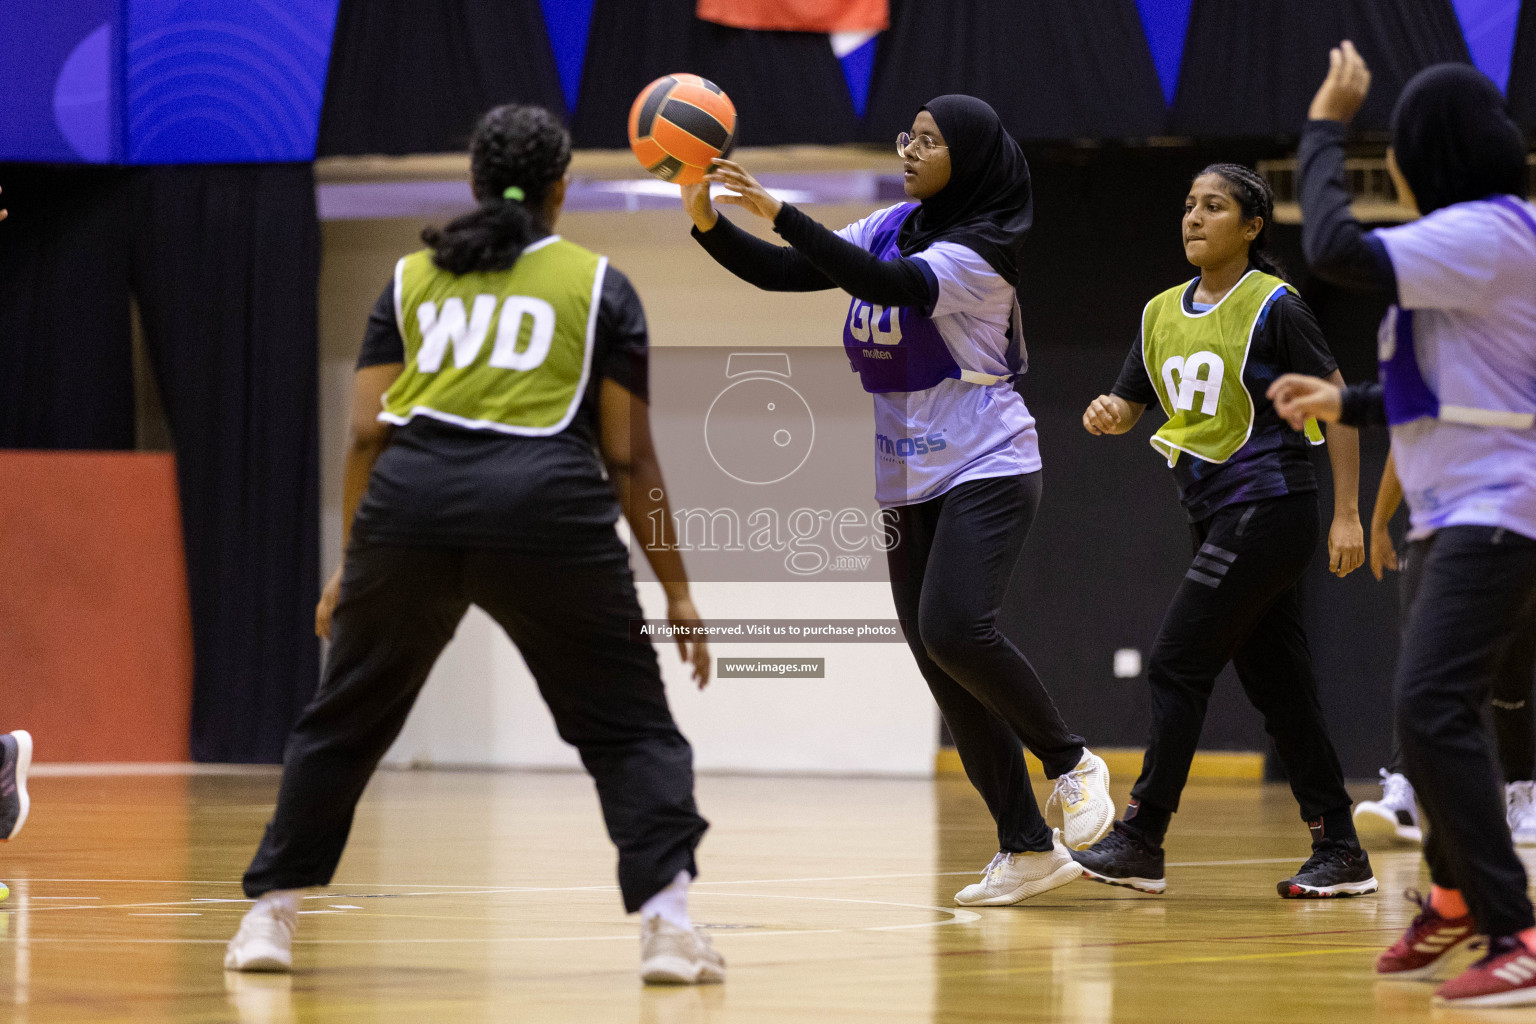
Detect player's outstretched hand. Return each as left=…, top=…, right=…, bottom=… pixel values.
left=1, top=185, right=8, bottom=223
left=1309, top=39, right=1371, bottom=124
left=1267, top=373, right=1343, bottom=430
left=667, top=593, right=712, bottom=689
left=680, top=182, right=717, bottom=232
left=1083, top=394, right=1128, bottom=436
left=704, top=159, right=782, bottom=222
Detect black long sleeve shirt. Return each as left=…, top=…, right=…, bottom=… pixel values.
left=1297, top=119, right=1400, bottom=302
left=693, top=204, right=938, bottom=310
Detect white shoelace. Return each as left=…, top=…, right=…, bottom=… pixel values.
left=1047, top=769, right=1083, bottom=815
left=980, top=851, right=1016, bottom=884
left=1380, top=769, right=1414, bottom=809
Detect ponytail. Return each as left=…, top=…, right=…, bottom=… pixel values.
left=423, top=105, right=573, bottom=275
left=1197, top=162, right=1287, bottom=281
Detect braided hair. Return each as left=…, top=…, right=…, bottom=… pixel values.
left=1196, top=163, right=1287, bottom=281
left=424, top=105, right=573, bottom=275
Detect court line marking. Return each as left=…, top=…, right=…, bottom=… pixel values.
left=940, top=943, right=1386, bottom=980
left=5, top=891, right=979, bottom=946
left=7, top=857, right=1313, bottom=894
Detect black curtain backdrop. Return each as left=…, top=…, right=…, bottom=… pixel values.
left=318, top=0, right=566, bottom=156
left=571, top=1, right=861, bottom=149
left=861, top=0, right=1167, bottom=143
left=0, top=168, right=135, bottom=449
left=315, top=0, right=1536, bottom=152
left=0, top=161, right=320, bottom=764
left=1510, top=0, right=1536, bottom=131
left=1171, top=0, right=1472, bottom=136
left=129, top=166, right=321, bottom=763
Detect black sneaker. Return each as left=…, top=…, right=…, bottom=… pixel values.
left=1277, top=839, right=1378, bottom=898
left=1070, top=822, right=1166, bottom=894
left=0, top=731, right=32, bottom=841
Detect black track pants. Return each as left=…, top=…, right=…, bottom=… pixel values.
left=242, top=543, right=708, bottom=912
left=1396, top=526, right=1536, bottom=938
left=886, top=473, right=1085, bottom=854
left=1130, top=493, right=1354, bottom=823
left=1387, top=538, right=1536, bottom=782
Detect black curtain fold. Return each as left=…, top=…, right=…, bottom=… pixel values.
left=1508, top=0, right=1536, bottom=132
left=317, top=0, right=566, bottom=157
left=0, top=162, right=321, bottom=764
left=0, top=166, right=135, bottom=449
left=128, top=165, right=321, bottom=763
left=1170, top=0, right=1472, bottom=136
left=571, top=0, right=860, bottom=148
left=862, top=0, right=1167, bottom=143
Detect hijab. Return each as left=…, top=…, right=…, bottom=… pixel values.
left=897, top=94, right=1033, bottom=286
left=1390, top=64, right=1527, bottom=216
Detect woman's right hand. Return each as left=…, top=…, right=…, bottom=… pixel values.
left=1083, top=394, right=1130, bottom=435
left=680, top=182, right=717, bottom=232
left=315, top=565, right=343, bottom=639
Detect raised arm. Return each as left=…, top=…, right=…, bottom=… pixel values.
left=684, top=182, right=834, bottom=292
left=702, top=160, right=937, bottom=308
left=1299, top=41, right=1399, bottom=300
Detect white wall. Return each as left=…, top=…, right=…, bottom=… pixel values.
left=320, top=196, right=939, bottom=777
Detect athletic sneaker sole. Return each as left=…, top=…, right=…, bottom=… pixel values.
left=1278, top=877, right=1379, bottom=899
left=3, top=730, right=32, bottom=842
left=223, top=951, right=293, bottom=973
left=1376, top=944, right=1474, bottom=982
left=1353, top=805, right=1421, bottom=845
left=1078, top=867, right=1166, bottom=895
left=1433, top=986, right=1536, bottom=1008
left=954, top=859, right=1085, bottom=907
left=641, top=954, right=703, bottom=985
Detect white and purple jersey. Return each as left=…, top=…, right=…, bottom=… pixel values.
left=835, top=203, right=1041, bottom=508
left=1373, top=196, right=1536, bottom=541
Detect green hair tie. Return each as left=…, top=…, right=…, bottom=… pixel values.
left=502, top=185, right=526, bottom=202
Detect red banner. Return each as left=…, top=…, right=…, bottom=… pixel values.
left=696, top=0, right=888, bottom=34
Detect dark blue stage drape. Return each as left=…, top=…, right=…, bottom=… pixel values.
left=315, top=0, right=1536, bottom=155
left=0, top=164, right=321, bottom=764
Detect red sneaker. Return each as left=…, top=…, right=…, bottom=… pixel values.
left=1435, top=935, right=1536, bottom=1007
left=1376, top=890, right=1475, bottom=978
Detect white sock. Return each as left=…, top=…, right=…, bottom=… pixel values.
left=256, top=889, right=303, bottom=917
left=639, top=870, right=692, bottom=930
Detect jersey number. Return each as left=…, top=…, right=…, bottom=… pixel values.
left=849, top=301, right=903, bottom=346
left=415, top=295, right=557, bottom=373
left=1161, top=351, right=1225, bottom=415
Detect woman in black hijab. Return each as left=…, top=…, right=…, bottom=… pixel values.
left=681, top=95, right=1115, bottom=907
left=1281, top=42, right=1536, bottom=1006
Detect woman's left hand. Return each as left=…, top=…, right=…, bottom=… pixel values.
left=1328, top=513, right=1366, bottom=578
left=1308, top=39, right=1371, bottom=124
left=1267, top=373, right=1343, bottom=430
left=704, top=159, right=782, bottom=222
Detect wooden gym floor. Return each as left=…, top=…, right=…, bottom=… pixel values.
left=0, top=767, right=1524, bottom=1023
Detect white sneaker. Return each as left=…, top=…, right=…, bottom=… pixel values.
left=954, top=828, right=1084, bottom=906
left=1353, top=769, right=1422, bottom=845
left=1048, top=750, right=1114, bottom=850
left=1508, top=781, right=1536, bottom=847
left=639, top=917, right=725, bottom=985
left=224, top=898, right=297, bottom=973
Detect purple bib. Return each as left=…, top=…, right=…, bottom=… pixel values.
left=842, top=204, right=962, bottom=394
left=1381, top=196, right=1536, bottom=426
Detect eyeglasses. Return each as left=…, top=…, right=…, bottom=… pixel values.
left=896, top=132, right=948, bottom=159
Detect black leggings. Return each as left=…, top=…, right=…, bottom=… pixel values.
left=886, top=473, right=1085, bottom=854
left=242, top=542, right=708, bottom=912
left=1387, top=537, right=1536, bottom=782
left=1130, top=493, right=1354, bottom=826
left=1397, top=526, right=1536, bottom=938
